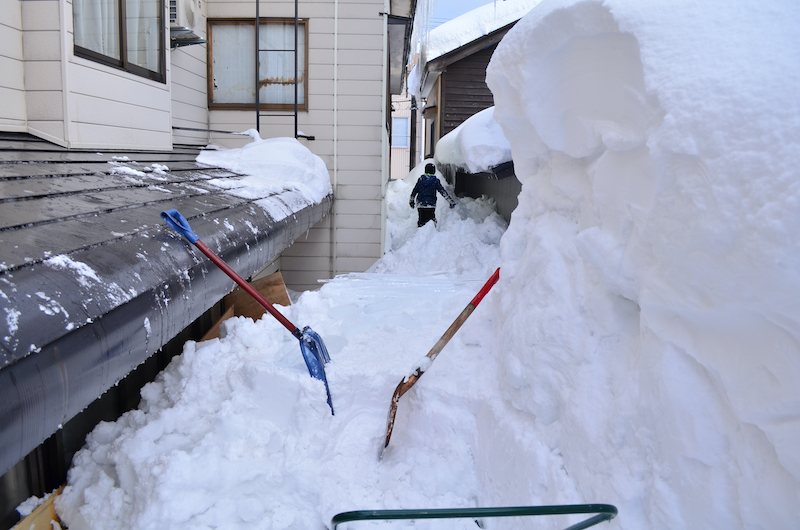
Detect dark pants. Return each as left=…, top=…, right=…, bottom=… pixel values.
left=417, top=207, right=436, bottom=227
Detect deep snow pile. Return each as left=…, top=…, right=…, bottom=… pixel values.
left=44, top=0, right=800, bottom=528
left=481, top=0, right=800, bottom=527
left=53, top=168, right=507, bottom=529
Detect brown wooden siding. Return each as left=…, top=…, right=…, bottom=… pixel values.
left=439, top=45, right=496, bottom=137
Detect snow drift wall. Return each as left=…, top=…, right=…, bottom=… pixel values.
left=483, top=0, right=800, bottom=526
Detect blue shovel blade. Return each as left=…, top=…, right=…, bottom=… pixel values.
left=302, top=327, right=330, bottom=363
left=300, top=327, right=333, bottom=414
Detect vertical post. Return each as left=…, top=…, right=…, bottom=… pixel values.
left=410, top=96, right=417, bottom=171
left=255, top=0, right=260, bottom=132
left=294, top=0, right=299, bottom=138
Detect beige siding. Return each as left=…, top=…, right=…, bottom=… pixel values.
left=206, top=0, right=388, bottom=291
left=171, top=0, right=210, bottom=146
left=21, top=0, right=64, bottom=142
left=65, top=58, right=173, bottom=149
left=171, top=44, right=210, bottom=145
left=12, top=0, right=174, bottom=149
left=0, top=0, right=26, bottom=131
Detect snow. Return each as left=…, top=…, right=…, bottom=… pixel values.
left=409, top=0, right=541, bottom=97
left=55, top=175, right=506, bottom=530
left=198, top=133, right=333, bottom=207
left=44, top=255, right=132, bottom=305
left=49, top=0, right=800, bottom=528
left=433, top=107, right=512, bottom=174
left=423, top=0, right=541, bottom=62
left=483, top=0, right=800, bottom=526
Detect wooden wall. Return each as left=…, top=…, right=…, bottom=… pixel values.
left=439, top=45, right=496, bottom=138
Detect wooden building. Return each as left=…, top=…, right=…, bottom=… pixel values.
left=415, top=20, right=522, bottom=223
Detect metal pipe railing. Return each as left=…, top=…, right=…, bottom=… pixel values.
left=331, top=504, right=618, bottom=530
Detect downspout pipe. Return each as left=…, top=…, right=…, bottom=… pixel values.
left=331, top=0, right=339, bottom=277
left=410, top=95, right=417, bottom=169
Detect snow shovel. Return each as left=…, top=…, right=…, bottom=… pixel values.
left=382, top=267, right=500, bottom=454
left=160, top=209, right=333, bottom=414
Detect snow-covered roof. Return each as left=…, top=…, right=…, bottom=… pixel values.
left=0, top=133, right=332, bottom=476
left=434, top=106, right=512, bottom=174
left=423, top=0, right=541, bottom=63
left=411, top=0, right=541, bottom=97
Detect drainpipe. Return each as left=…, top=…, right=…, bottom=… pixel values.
left=380, top=0, right=389, bottom=255
left=331, top=0, right=339, bottom=277
left=409, top=95, right=417, bottom=170
left=255, top=0, right=260, bottom=132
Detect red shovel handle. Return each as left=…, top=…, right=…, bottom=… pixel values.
left=382, top=267, right=501, bottom=454
left=193, top=241, right=302, bottom=338
left=470, top=267, right=500, bottom=307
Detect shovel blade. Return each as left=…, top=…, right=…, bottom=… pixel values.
left=302, top=327, right=330, bottom=363
left=300, top=327, right=333, bottom=414
left=380, top=373, right=420, bottom=457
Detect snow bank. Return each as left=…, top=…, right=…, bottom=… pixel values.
left=434, top=107, right=512, bottom=174
left=483, top=0, right=800, bottom=526
left=198, top=134, right=332, bottom=206
left=48, top=1, right=800, bottom=527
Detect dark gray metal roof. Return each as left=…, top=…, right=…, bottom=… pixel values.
left=0, top=133, right=332, bottom=475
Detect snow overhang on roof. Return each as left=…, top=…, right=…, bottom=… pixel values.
left=0, top=134, right=332, bottom=476
left=425, top=20, right=518, bottom=75
left=414, top=0, right=540, bottom=97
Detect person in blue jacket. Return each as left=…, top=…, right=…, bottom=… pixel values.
left=409, top=162, right=456, bottom=227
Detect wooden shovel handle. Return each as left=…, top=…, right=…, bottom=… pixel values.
left=382, top=268, right=500, bottom=452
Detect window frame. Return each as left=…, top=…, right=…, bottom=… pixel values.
left=72, top=0, right=166, bottom=83
left=207, top=18, right=309, bottom=112
left=391, top=117, right=410, bottom=149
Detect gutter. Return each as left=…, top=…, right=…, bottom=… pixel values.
left=0, top=186, right=332, bottom=476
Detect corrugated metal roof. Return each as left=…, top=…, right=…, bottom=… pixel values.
left=0, top=133, right=332, bottom=475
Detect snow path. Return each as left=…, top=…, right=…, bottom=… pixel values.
left=55, top=172, right=508, bottom=530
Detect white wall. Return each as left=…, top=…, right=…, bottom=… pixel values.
left=22, top=0, right=68, bottom=144
left=63, top=0, right=173, bottom=150
left=171, top=43, right=210, bottom=145
left=171, top=1, right=210, bottom=146
left=207, top=0, right=387, bottom=291
left=0, top=0, right=26, bottom=131
left=1, top=0, right=175, bottom=150
left=64, top=60, right=173, bottom=149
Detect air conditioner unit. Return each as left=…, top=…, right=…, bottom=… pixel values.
left=170, top=0, right=200, bottom=30
left=170, top=0, right=206, bottom=48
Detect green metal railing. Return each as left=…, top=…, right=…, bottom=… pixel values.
left=331, top=503, right=617, bottom=529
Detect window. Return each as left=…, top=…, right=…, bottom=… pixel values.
left=208, top=19, right=308, bottom=111
left=73, top=0, right=166, bottom=82
left=392, top=117, right=410, bottom=148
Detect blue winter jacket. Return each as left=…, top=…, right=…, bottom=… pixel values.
left=410, top=173, right=453, bottom=208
